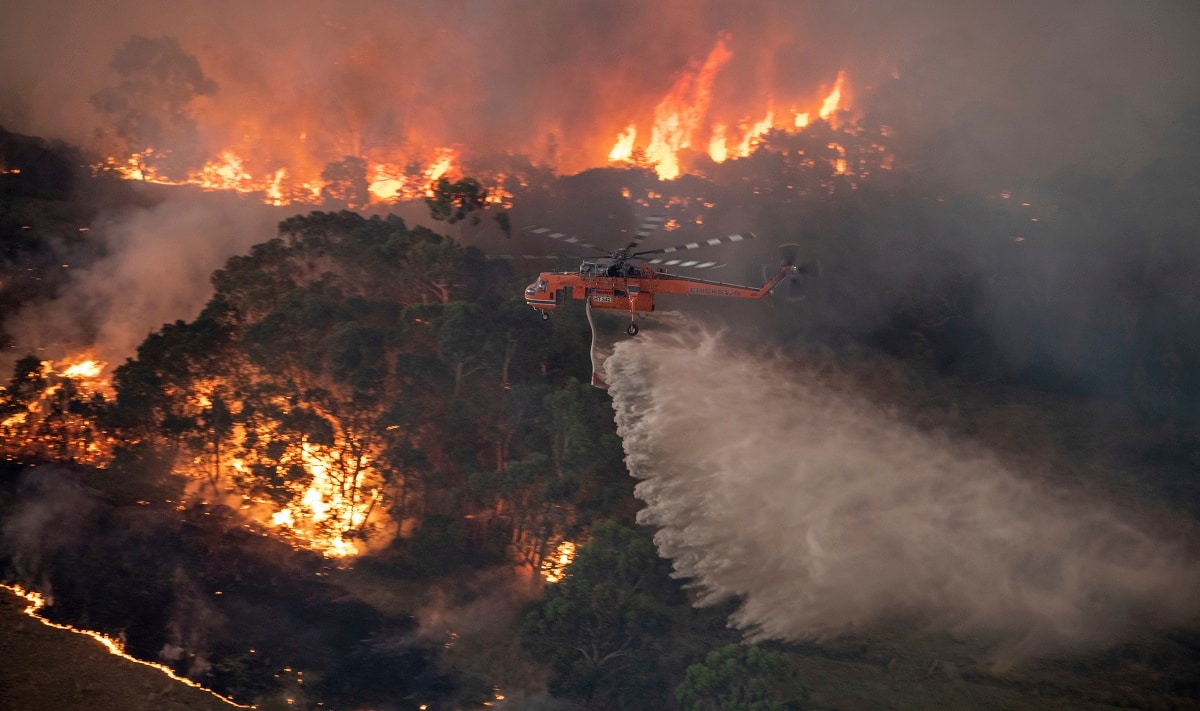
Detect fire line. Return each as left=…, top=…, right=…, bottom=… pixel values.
left=1, top=582, right=255, bottom=709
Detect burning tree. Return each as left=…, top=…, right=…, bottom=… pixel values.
left=106, top=211, right=528, bottom=558
left=90, top=36, right=217, bottom=180
left=1, top=354, right=113, bottom=465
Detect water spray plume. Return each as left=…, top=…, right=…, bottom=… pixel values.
left=605, top=328, right=1200, bottom=666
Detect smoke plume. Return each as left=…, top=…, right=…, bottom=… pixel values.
left=0, top=467, right=101, bottom=588
left=6, top=192, right=280, bottom=367
left=2, top=1, right=1198, bottom=182
left=606, top=326, right=1200, bottom=665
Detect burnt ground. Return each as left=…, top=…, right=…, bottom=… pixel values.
left=0, top=587, right=241, bottom=711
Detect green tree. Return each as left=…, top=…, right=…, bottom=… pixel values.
left=433, top=301, right=494, bottom=397
left=407, top=232, right=464, bottom=304
left=426, top=176, right=488, bottom=225
left=676, top=644, right=808, bottom=711
left=522, top=520, right=681, bottom=708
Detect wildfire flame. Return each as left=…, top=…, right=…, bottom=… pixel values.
left=268, top=440, right=382, bottom=558
left=0, top=357, right=386, bottom=559
left=90, top=31, right=875, bottom=203
left=61, top=359, right=104, bottom=379
left=818, top=71, right=845, bottom=125
left=99, top=146, right=466, bottom=207
left=540, top=541, right=577, bottom=584
left=640, top=31, right=733, bottom=180
left=608, top=124, right=638, bottom=162
left=0, top=583, right=251, bottom=709
left=731, top=109, right=776, bottom=159
left=1, top=355, right=114, bottom=464
left=606, top=35, right=854, bottom=179
left=179, top=377, right=390, bottom=560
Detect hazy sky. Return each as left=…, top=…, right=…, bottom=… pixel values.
left=2, top=0, right=1198, bottom=177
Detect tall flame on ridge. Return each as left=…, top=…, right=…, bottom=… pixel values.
left=642, top=32, right=734, bottom=180
left=608, top=34, right=856, bottom=179
left=819, top=71, right=845, bottom=124
left=76, top=26, right=869, bottom=201
left=608, top=124, right=638, bottom=162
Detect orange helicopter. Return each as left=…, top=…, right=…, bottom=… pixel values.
left=522, top=216, right=798, bottom=336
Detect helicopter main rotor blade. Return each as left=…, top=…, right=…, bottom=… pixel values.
left=622, top=215, right=667, bottom=252
left=524, top=225, right=605, bottom=253
left=632, top=231, right=756, bottom=257
left=642, top=258, right=725, bottom=269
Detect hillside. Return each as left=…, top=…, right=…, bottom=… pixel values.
left=0, top=586, right=242, bottom=711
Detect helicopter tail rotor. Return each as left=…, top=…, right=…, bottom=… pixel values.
left=767, top=243, right=815, bottom=302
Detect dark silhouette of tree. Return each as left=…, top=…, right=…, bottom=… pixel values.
left=89, top=36, right=217, bottom=176
left=320, top=156, right=371, bottom=208
left=494, top=210, right=512, bottom=238
left=426, top=176, right=488, bottom=225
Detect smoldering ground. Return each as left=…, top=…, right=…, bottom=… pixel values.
left=0, top=467, right=459, bottom=703
left=605, top=327, right=1200, bottom=667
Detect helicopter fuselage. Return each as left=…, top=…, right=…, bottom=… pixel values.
left=524, top=262, right=795, bottom=319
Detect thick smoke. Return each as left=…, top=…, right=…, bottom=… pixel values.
left=6, top=193, right=279, bottom=367
left=3, top=2, right=1198, bottom=374
left=0, top=467, right=101, bottom=588
left=2, top=1, right=1198, bottom=181
left=606, top=326, right=1200, bottom=666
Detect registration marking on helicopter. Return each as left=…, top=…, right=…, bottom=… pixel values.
left=688, top=287, right=741, bottom=296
